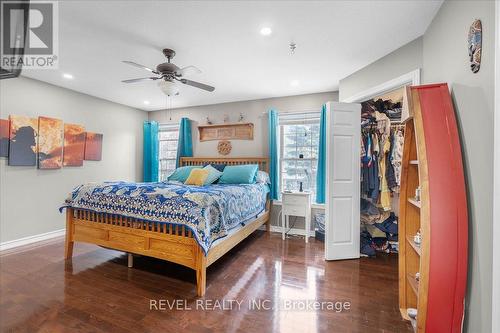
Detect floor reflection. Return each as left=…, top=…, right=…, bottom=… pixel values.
left=0, top=232, right=410, bottom=332
left=274, top=258, right=325, bottom=333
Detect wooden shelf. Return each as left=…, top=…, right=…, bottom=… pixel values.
left=408, top=198, right=421, bottom=208
left=197, top=122, right=254, bottom=141
left=406, top=235, right=421, bottom=256
left=399, top=84, right=468, bottom=332
left=407, top=274, right=419, bottom=295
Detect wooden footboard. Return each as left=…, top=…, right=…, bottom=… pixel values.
left=65, top=157, right=271, bottom=296
left=65, top=206, right=270, bottom=296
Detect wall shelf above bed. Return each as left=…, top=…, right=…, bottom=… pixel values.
left=198, top=122, right=254, bottom=141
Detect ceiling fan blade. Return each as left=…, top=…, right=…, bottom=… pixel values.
left=122, top=77, right=159, bottom=83
left=122, top=61, right=159, bottom=74
left=179, top=78, right=215, bottom=92
left=175, top=65, right=202, bottom=77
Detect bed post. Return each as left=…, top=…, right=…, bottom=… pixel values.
left=65, top=208, right=74, bottom=259
left=266, top=198, right=271, bottom=233
left=195, top=245, right=206, bottom=296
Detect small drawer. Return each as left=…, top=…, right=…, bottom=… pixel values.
left=283, top=204, right=306, bottom=217
left=283, top=195, right=308, bottom=206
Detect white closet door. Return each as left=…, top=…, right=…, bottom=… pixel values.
left=325, top=102, right=361, bottom=260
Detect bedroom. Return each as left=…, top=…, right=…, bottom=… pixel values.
left=0, top=1, right=498, bottom=332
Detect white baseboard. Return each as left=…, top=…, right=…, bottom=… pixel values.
left=259, top=225, right=316, bottom=237
left=0, top=228, right=66, bottom=252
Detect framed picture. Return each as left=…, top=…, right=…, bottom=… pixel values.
left=38, top=116, right=63, bottom=169
left=84, top=132, right=103, bottom=161
left=63, top=124, right=85, bottom=167
left=0, top=119, right=9, bottom=158
left=8, top=115, right=38, bottom=166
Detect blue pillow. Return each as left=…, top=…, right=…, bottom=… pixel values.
left=168, top=166, right=202, bottom=182
left=203, top=163, right=226, bottom=172
left=203, top=165, right=223, bottom=185
left=218, top=164, right=259, bottom=184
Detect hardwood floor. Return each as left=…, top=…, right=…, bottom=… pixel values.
left=0, top=232, right=411, bottom=333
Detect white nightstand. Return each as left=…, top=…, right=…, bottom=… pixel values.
left=281, top=191, right=312, bottom=243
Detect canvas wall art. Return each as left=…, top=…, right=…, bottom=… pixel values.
left=8, top=115, right=38, bottom=166
left=63, top=123, right=85, bottom=167
left=38, top=116, right=63, bottom=169
left=84, top=132, right=103, bottom=161
left=0, top=119, right=9, bottom=158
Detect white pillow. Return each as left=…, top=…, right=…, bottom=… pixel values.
left=202, top=164, right=223, bottom=185
left=255, top=170, right=271, bottom=184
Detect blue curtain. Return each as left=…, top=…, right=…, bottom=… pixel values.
left=316, top=104, right=327, bottom=204
left=176, top=117, right=193, bottom=168
left=268, top=109, right=279, bottom=200
left=143, top=121, right=159, bottom=182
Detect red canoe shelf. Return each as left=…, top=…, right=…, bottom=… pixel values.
left=398, top=84, right=468, bottom=333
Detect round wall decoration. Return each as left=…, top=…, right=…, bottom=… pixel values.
left=217, top=140, right=232, bottom=155
left=468, top=19, right=482, bottom=73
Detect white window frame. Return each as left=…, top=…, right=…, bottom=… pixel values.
left=158, top=123, right=179, bottom=181
left=278, top=117, right=320, bottom=204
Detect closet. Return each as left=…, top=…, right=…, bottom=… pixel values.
left=359, top=87, right=407, bottom=257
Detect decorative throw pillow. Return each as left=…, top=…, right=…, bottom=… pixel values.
left=184, top=169, right=210, bottom=186
left=168, top=166, right=202, bottom=183
left=255, top=170, right=271, bottom=184
left=203, top=165, right=223, bottom=185
left=218, top=164, right=259, bottom=184
left=203, top=163, right=226, bottom=172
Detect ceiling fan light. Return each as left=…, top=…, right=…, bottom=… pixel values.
left=157, top=80, right=179, bottom=96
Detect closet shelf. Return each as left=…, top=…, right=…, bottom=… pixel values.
left=408, top=198, right=421, bottom=209
left=407, top=274, right=419, bottom=295
left=406, top=235, right=421, bottom=256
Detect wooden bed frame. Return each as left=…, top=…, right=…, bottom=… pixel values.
left=64, top=157, right=270, bottom=296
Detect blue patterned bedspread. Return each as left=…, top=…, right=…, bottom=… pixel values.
left=61, top=182, right=269, bottom=254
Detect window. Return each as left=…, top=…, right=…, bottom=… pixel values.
left=158, top=124, right=179, bottom=181
left=279, top=113, right=320, bottom=201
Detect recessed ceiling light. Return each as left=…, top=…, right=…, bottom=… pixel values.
left=260, top=27, right=272, bottom=36
left=143, top=100, right=150, bottom=105
left=62, top=73, right=73, bottom=79
left=290, top=80, right=300, bottom=87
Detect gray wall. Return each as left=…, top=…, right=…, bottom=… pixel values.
left=337, top=1, right=495, bottom=331
left=339, top=37, right=423, bottom=101
left=149, top=91, right=338, bottom=158
left=422, top=1, right=495, bottom=331
left=0, top=77, right=147, bottom=243
left=149, top=92, right=338, bottom=228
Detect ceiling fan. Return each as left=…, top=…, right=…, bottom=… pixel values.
left=121, top=48, right=215, bottom=95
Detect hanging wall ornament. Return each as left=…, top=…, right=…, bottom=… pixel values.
left=468, top=19, right=482, bottom=73
left=217, top=140, right=232, bottom=155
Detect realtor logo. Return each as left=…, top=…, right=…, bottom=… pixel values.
left=1, top=0, right=58, bottom=69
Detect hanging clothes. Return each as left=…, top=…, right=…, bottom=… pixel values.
left=379, top=137, right=392, bottom=211
left=360, top=97, right=405, bottom=257
left=375, top=111, right=391, bottom=143
left=386, top=132, right=398, bottom=191
left=391, top=129, right=404, bottom=186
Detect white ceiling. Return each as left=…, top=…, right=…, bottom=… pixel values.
left=22, top=0, right=442, bottom=111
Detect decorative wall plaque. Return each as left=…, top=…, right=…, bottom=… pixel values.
left=468, top=19, right=482, bottom=73
left=217, top=140, right=232, bottom=155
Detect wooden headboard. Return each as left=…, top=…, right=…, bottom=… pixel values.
left=180, top=157, right=269, bottom=173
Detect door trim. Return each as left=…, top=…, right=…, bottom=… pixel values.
left=342, top=69, right=421, bottom=103
left=492, top=1, right=500, bottom=331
